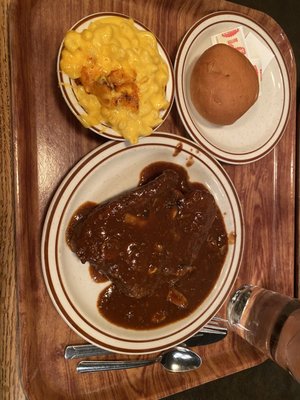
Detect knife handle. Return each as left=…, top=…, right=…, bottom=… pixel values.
left=65, top=328, right=227, bottom=360
left=65, top=344, right=111, bottom=360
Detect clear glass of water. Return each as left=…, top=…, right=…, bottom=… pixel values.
left=227, top=285, right=300, bottom=382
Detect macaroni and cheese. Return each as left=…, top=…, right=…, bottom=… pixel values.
left=60, top=16, right=170, bottom=143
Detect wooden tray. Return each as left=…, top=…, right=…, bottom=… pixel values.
left=9, top=0, right=297, bottom=399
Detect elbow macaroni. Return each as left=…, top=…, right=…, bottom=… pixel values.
left=60, top=16, right=170, bottom=143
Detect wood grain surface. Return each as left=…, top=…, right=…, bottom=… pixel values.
left=0, top=0, right=26, bottom=399
left=1, top=0, right=297, bottom=399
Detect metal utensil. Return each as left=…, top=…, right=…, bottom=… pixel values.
left=76, top=346, right=202, bottom=373
left=65, top=318, right=227, bottom=360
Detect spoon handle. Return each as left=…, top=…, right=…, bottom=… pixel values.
left=77, top=359, right=156, bottom=373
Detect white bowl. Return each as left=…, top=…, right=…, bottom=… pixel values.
left=174, top=11, right=290, bottom=164
left=57, top=12, right=174, bottom=141
left=41, top=133, right=244, bottom=354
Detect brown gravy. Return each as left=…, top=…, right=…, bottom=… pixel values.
left=66, top=162, right=228, bottom=329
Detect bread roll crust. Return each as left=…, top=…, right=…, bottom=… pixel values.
left=190, top=44, right=259, bottom=125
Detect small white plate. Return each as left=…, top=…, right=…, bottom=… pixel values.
left=41, top=133, right=244, bottom=354
left=174, top=11, right=291, bottom=164
left=57, top=12, right=174, bottom=141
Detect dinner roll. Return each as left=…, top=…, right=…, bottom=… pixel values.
left=190, top=44, right=259, bottom=125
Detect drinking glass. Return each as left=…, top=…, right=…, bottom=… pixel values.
left=227, top=285, right=300, bottom=382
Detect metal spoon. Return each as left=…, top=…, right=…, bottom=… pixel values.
left=76, top=346, right=202, bottom=373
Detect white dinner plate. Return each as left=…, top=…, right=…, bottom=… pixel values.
left=57, top=12, right=174, bottom=141
left=174, top=11, right=290, bottom=164
left=41, top=133, right=244, bottom=354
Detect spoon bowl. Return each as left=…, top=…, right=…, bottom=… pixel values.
left=76, top=346, right=202, bottom=373
left=160, top=346, right=202, bottom=372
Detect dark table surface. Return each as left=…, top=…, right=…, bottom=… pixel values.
left=166, top=0, right=300, bottom=399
